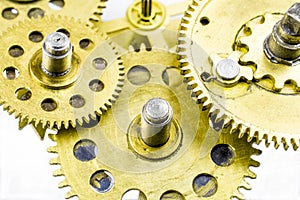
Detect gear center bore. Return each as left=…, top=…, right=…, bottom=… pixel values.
left=29, top=32, right=81, bottom=88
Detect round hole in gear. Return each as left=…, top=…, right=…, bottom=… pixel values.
left=15, top=88, right=32, bottom=101
left=9, top=45, right=24, bottom=57
left=29, top=31, right=44, bottom=43
left=48, top=0, right=65, bottom=10
left=160, top=190, right=185, bottom=200
left=79, top=38, right=93, bottom=50
left=2, top=8, right=18, bottom=20
left=3, top=67, right=19, bottom=80
left=69, top=95, right=85, bottom=108
left=90, top=170, right=114, bottom=193
left=211, top=144, right=235, bottom=167
left=122, top=189, right=147, bottom=200
left=27, top=8, right=45, bottom=19
left=89, top=79, right=104, bottom=92
left=56, top=28, right=70, bottom=37
left=41, top=98, right=57, bottom=112
left=193, top=174, right=218, bottom=197
left=200, top=17, right=210, bottom=26
left=73, top=139, right=98, bottom=162
left=93, top=57, right=107, bottom=70
left=127, top=65, right=151, bottom=85
left=162, top=67, right=183, bottom=87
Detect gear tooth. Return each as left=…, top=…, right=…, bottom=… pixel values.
left=69, top=120, right=76, bottom=128
left=48, top=134, right=57, bottom=142
left=272, top=136, right=280, bottom=149
left=128, top=45, right=135, bottom=52
left=48, top=146, right=58, bottom=153
left=281, top=137, right=290, bottom=150
left=65, top=189, right=77, bottom=199
left=50, top=156, right=61, bottom=165
left=240, top=179, right=252, bottom=190
left=58, top=179, right=69, bottom=188
left=249, top=158, right=260, bottom=168
left=77, top=118, right=84, bottom=127
left=232, top=191, right=246, bottom=200
left=53, top=167, right=64, bottom=176
left=18, top=117, right=28, bottom=130
left=247, top=169, right=257, bottom=179
left=291, top=138, right=300, bottom=151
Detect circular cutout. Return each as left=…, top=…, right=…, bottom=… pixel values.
left=193, top=174, right=218, bottom=197
left=56, top=28, right=70, bottom=37
left=160, top=190, right=185, bottom=200
left=122, top=189, right=147, bottom=200
left=93, top=57, right=107, bottom=70
left=200, top=17, right=210, bottom=26
left=9, top=45, right=24, bottom=57
left=90, top=170, right=114, bottom=193
left=28, top=8, right=45, bottom=19
left=211, top=144, right=235, bottom=167
left=48, top=0, right=65, bottom=10
left=69, top=95, right=85, bottom=108
left=162, top=67, right=183, bottom=87
left=79, top=38, right=93, bottom=50
left=73, top=139, right=98, bottom=162
left=29, top=31, right=44, bottom=43
left=2, top=8, right=18, bottom=20
left=89, top=79, right=104, bottom=92
left=127, top=65, right=151, bottom=85
left=15, top=88, right=32, bottom=101
left=41, top=98, right=57, bottom=112
left=3, top=67, right=19, bottom=80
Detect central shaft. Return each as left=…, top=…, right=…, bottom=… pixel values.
left=141, top=0, right=152, bottom=17
left=141, top=98, right=172, bottom=147
left=42, top=32, right=72, bottom=76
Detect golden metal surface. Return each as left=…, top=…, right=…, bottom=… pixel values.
left=0, top=16, right=124, bottom=130
left=178, top=0, right=300, bottom=149
left=0, top=0, right=106, bottom=33
left=48, top=47, right=261, bottom=200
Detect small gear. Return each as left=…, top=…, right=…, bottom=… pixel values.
left=0, top=15, right=124, bottom=129
left=48, top=46, right=261, bottom=200
left=237, top=13, right=300, bottom=91
left=0, top=0, right=107, bottom=33
left=178, top=0, right=300, bottom=149
left=95, top=0, right=189, bottom=50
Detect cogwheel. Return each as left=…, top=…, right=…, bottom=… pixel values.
left=47, top=45, right=261, bottom=200
left=0, top=15, right=124, bottom=129
left=178, top=0, right=300, bottom=150
left=237, top=13, right=300, bottom=91
left=0, top=0, right=107, bottom=33
left=97, top=0, right=189, bottom=50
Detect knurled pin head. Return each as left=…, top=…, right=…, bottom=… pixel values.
left=281, top=3, right=300, bottom=37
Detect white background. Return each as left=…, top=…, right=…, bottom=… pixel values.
left=1, top=0, right=300, bottom=199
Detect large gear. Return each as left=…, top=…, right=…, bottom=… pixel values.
left=178, top=0, right=300, bottom=149
left=48, top=46, right=261, bottom=200
left=0, top=15, right=124, bottom=129
left=0, top=0, right=107, bottom=33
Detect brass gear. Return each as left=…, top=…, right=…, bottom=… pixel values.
left=0, top=0, right=107, bottom=33
left=48, top=46, right=261, bottom=200
left=97, top=0, right=189, bottom=50
left=0, top=15, right=124, bottom=129
left=178, top=0, right=300, bottom=149
left=236, top=13, right=300, bottom=92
